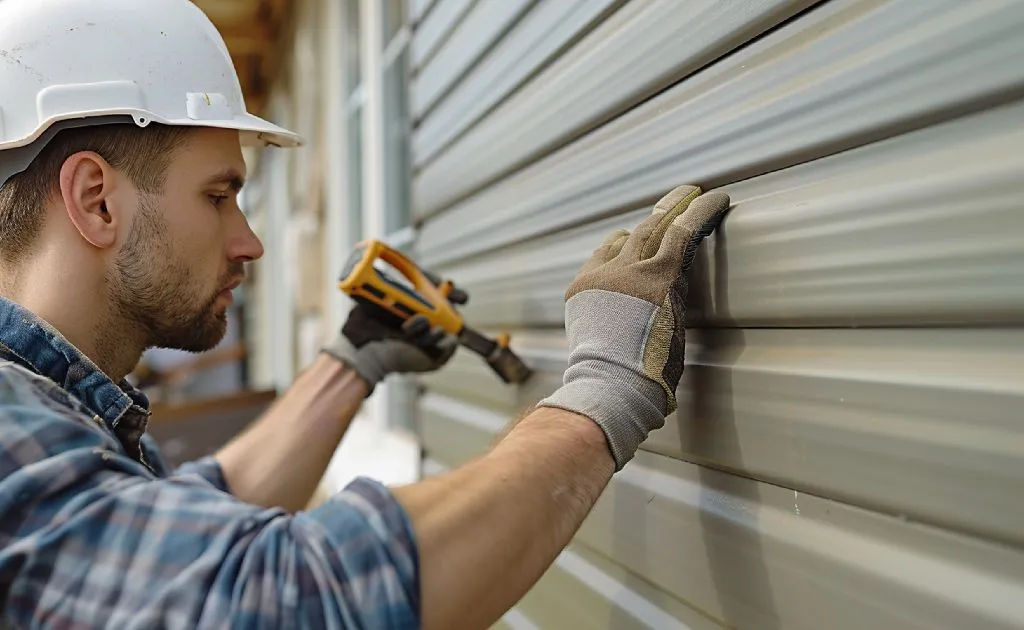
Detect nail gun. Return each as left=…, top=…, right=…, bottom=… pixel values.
left=337, top=239, right=533, bottom=385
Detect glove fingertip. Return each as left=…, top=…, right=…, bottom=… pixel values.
left=607, top=232, right=630, bottom=259
left=402, top=314, right=430, bottom=335
left=653, top=184, right=702, bottom=215
left=672, top=191, right=731, bottom=229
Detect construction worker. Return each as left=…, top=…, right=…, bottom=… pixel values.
left=0, top=0, right=729, bottom=628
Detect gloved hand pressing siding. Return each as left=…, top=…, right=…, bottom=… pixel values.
left=537, top=184, right=730, bottom=470
left=322, top=302, right=458, bottom=395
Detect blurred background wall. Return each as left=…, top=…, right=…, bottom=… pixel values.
left=146, top=0, right=423, bottom=493
left=146, top=1, right=1024, bottom=628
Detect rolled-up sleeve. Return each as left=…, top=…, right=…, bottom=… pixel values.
left=0, top=407, right=421, bottom=630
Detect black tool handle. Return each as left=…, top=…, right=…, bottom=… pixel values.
left=458, top=327, right=497, bottom=356
left=458, top=327, right=533, bottom=384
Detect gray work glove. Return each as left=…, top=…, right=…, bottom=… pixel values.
left=537, top=184, right=730, bottom=470
left=322, top=302, right=458, bottom=394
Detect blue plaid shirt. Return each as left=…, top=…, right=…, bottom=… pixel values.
left=0, top=297, right=420, bottom=628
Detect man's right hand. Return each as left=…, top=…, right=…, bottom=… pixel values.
left=537, top=184, right=731, bottom=469
left=322, top=303, right=458, bottom=395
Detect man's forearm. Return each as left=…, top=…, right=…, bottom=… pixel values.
left=392, top=406, right=615, bottom=630
left=214, top=354, right=368, bottom=511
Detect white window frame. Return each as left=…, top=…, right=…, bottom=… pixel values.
left=320, top=0, right=421, bottom=496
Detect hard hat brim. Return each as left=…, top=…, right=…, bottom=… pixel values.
left=0, top=110, right=303, bottom=153
left=176, top=112, right=305, bottom=148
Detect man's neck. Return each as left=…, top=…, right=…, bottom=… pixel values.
left=1, top=260, right=145, bottom=383
left=90, top=309, right=148, bottom=382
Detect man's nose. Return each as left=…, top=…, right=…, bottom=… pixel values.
left=227, top=208, right=265, bottom=262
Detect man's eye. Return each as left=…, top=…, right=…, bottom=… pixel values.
left=209, top=194, right=229, bottom=207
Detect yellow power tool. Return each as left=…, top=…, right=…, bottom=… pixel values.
left=337, top=239, right=533, bottom=385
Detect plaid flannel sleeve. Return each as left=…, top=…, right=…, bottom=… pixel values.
left=0, top=404, right=421, bottom=629
left=173, top=454, right=233, bottom=493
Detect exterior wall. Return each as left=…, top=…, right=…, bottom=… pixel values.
left=410, top=1, right=1024, bottom=628
left=242, top=0, right=331, bottom=392
left=243, top=0, right=421, bottom=492
left=243, top=0, right=1024, bottom=625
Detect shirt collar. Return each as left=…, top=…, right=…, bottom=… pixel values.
left=0, top=296, right=151, bottom=460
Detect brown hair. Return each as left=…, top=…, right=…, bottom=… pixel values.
left=0, top=123, right=190, bottom=263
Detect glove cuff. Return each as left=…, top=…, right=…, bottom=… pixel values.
left=321, top=336, right=386, bottom=395
left=537, top=370, right=667, bottom=471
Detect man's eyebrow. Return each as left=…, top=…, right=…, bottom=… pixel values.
left=205, top=169, right=246, bottom=191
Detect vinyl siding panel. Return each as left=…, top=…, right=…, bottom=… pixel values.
left=520, top=546, right=725, bottom=630
left=426, top=99, right=1024, bottom=329
left=417, top=0, right=1024, bottom=264
left=410, top=0, right=474, bottom=70
left=409, top=0, right=439, bottom=26
left=495, top=610, right=538, bottom=630
left=424, top=327, right=1024, bottom=547
left=410, top=0, right=535, bottom=121
left=413, top=0, right=819, bottom=217
left=411, top=0, right=624, bottom=166
left=408, top=0, right=1024, bottom=627
left=421, top=394, right=1024, bottom=630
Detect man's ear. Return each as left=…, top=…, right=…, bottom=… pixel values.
left=59, top=151, right=120, bottom=249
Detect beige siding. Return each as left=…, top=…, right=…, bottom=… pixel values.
left=422, top=393, right=1024, bottom=629
left=408, top=0, right=1024, bottom=627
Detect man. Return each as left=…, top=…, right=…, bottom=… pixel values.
left=0, top=0, right=730, bottom=628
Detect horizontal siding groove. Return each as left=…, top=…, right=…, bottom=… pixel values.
left=412, top=0, right=625, bottom=168
left=411, top=0, right=535, bottom=122
left=420, top=394, right=500, bottom=467
left=410, top=0, right=475, bottom=72
left=426, top=99, right=1024, bottom=329
left=416, top=0, right=1024, bottom=265
left=423, top=326, right=1024, bottom=548
left=497, top=609, right=538, bottom=630
left=420, top=398, right=1024, bottom=629
left=421, top=392, right=510, bottom=434
left=548, top=546, right=722, bottom=630
left=409, top=0, right=440, bottom=27
left=412, top=0, right=818, bottom=218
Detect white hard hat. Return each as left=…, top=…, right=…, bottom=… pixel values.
left=0, top=0, right=302, bottom=185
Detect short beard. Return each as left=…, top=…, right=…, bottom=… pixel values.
left=106, top=195, right=235, bottom=355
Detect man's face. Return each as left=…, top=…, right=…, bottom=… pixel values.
left=108, top=128, right=263, bottom=352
